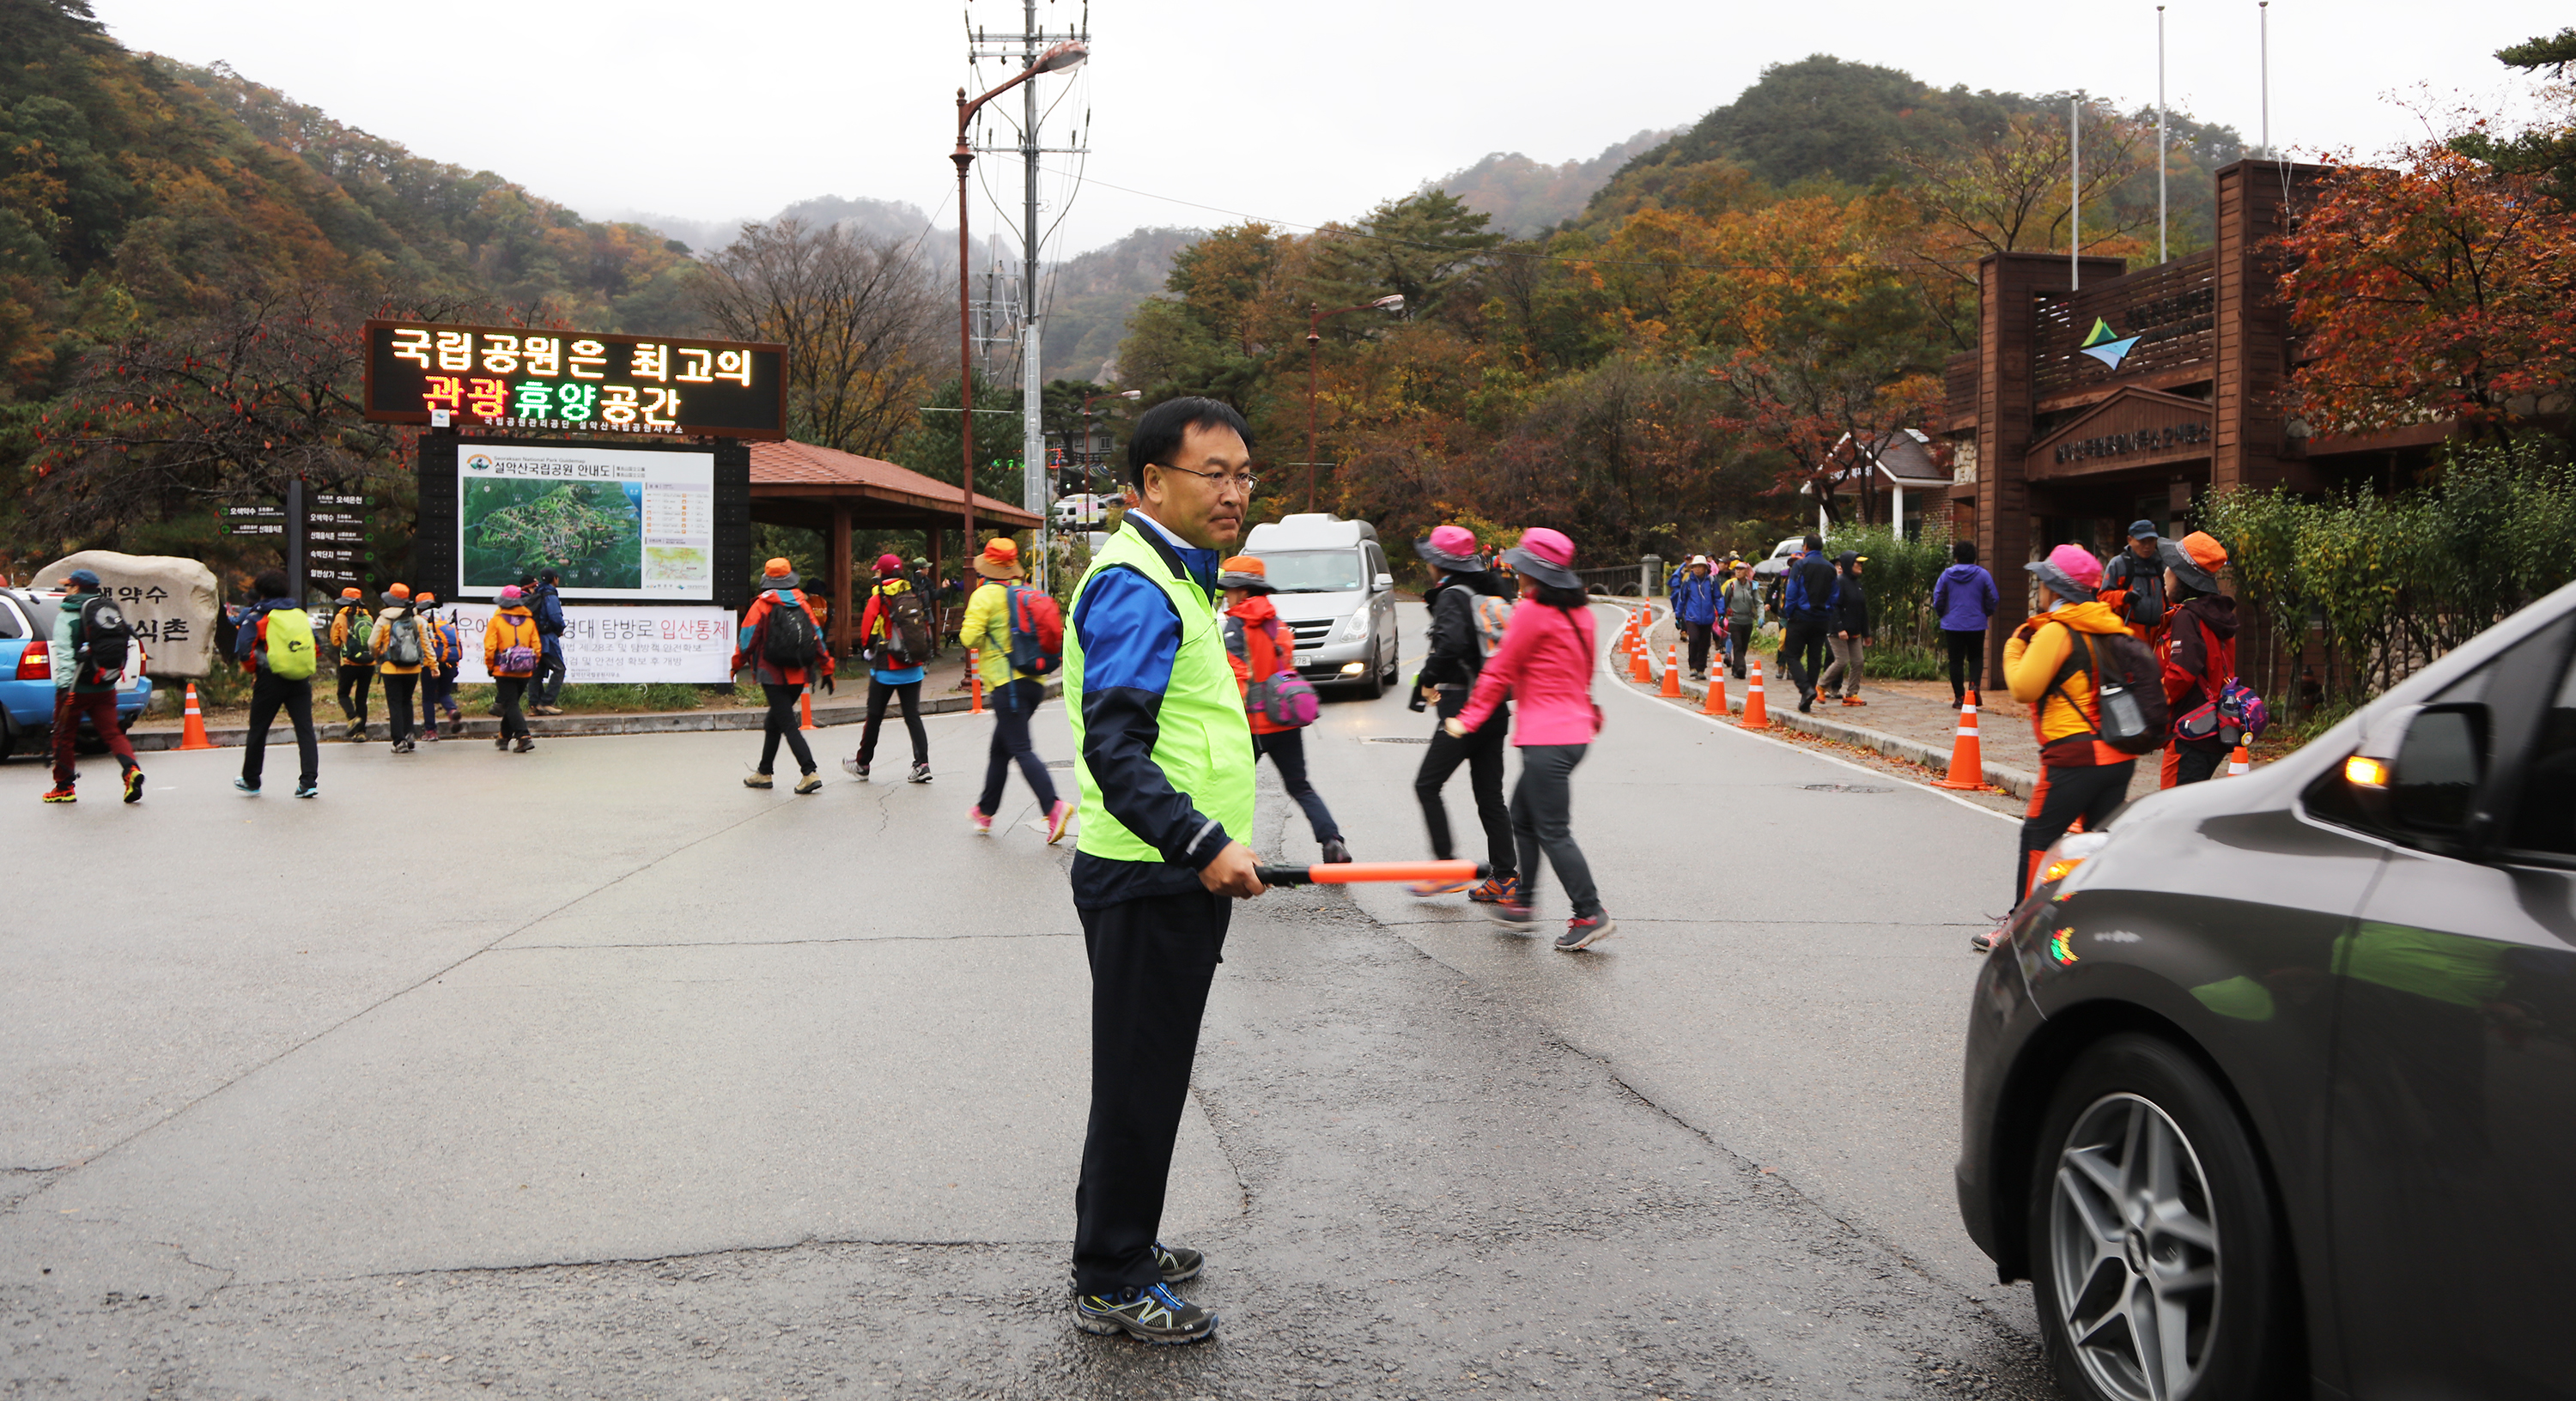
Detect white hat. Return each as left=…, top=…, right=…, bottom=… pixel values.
left=1690, top=554, right=1711, bottom=567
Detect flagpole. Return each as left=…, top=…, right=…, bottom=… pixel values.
left=2070, top=97, right=2081, bottom=290
left=2260, top=1, right=2270, bottom=157
left=2157, top=4, right=2168, bottom=264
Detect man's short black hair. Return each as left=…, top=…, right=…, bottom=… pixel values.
left=538, top=567, right=559, bottom=583
left=1127, top=396, right=1252, bottom=483
left=1953, top=540, right=1979, bottom=564
left=253, top=568, right=289, bottom=598
left=1802, top=534, right=1823, bottom=552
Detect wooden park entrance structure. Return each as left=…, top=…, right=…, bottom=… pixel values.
left=748, top=440, right=1038, bottom=654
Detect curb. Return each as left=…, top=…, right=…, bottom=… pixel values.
left=1609, top=604, right=2037, bottom=798
left=118, top=680, right=1058, bottom=753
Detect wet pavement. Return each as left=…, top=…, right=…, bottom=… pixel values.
left=3, top=604, right=2055, bottom=1398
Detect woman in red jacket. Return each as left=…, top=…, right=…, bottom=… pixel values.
left=1447, top=527, right=1614, bottom=950
left=1222, top=556, right=1350, bottom=863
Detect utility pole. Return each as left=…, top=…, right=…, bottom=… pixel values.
left=969, top=3, right=1091, bottom=591
left=2069, top=98, right=2081, bottom=291
left=2157, top=5, right=2168, bottom=264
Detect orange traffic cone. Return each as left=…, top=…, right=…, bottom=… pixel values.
left=1741, top=658, right=1771, bottom=730
left=1935, top=690, right=1987, bottom=790
left=799, top=688, right=816, bottom=731
left=1660, top=644, right=1681, bottom=697
left=179, top=682, right=216, bottom=750
left=2227, top=743, right=2251, bottom=777
left=1630, top=640, right=1650, bottom=682
left=1702, top=665, right=1728, bottom=716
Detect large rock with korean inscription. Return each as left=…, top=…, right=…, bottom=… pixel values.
left=31, top=551, right=222, bottom=678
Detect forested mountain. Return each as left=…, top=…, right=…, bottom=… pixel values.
left=1425, top=129, right=1674, bottom=239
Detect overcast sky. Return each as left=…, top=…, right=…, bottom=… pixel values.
left=91, top=0, right=2569, bottom=260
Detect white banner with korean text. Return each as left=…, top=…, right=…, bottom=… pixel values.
left=439, top=604, right=736, bottom=685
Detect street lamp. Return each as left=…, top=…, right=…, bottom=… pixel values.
left=1304, top=294, right=1406, bottom=512
left=951, top=39, right=1088, bottom=560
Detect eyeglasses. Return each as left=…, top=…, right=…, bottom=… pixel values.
left=1150, top=463, right=1260, bottom=492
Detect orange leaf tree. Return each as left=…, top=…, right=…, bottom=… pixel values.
left=2280, top=142, right=2576, bottom=439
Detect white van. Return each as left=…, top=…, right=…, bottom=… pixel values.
left=1242, top=512, right=1400, bottom=698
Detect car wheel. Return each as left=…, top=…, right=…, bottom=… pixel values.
left=2027, top=1034, right=2297, bottom=1401
left=1357, top=645, right=1386, bottom=700
left=0, top=711, right=15, bottom=762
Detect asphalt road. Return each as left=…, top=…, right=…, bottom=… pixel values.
left=3, top=603, right=2055, bottom=1399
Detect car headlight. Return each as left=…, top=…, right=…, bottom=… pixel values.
left=2032, top=829, right=2114, bottom=891
left=1339, top=613, right=1372, bottom=641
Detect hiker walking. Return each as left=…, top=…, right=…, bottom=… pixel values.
left=369, top=583, right=428, bottom=753
left=528, top=567, right=568, bottom=715
left=414, top=593, right=462, bottom=740
left=733, top=558, right=824, bottom=792
left=1220, top=555, right=1346, bottom=863
left=232, top=567, right=321, bottom=798
left=483, top=585, right=543, bottom=755
left=848, top=554, right=935, bottom=784
left=2160, top=531, right=2239, bottom=787
left=2098, top=520, right=2170, bottom=647
left=1777, top=535, right=1838, bottom=713
left=40, top=568, right=143, bottom=804
left=1408, top=525, right=1516, bottom=902
left=1671, top=555, right=1723, bottom=681
left=959, top=537, right=1071, bottom=841
left=329, top=586, right=375, bottom=741
left=1449, top=527, right=1615, bottom=951
left=1721, top=558, right=1762, bottom=680
left=2004, top=544, right=2139, bottom=904
left=1064, top=397, right=1268, bottom=1343
left=1818, top=551, right=1871, bottom=706
left=1933, top=541, right=1999, bottom=708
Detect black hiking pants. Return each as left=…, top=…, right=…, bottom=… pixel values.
left=1777, top=622, right=1830, bottom=697
left=758, top=682, right=815, bottom=774
left=242, top=673, right=319, bottom=790
left=495, top=676, right=533, bottom=741
left=1944, top=628, right=1984, bottom=703
left=1683, top=621, right=1714, bottom=675
left=1416, top=699, right=1514, bottom=876
left=2016, top=761, right=2136, bottom=904
left=978, top=679, right=1058, bottom=816
left=1727, top=622, right=1754, bottom=679
left=1512, top=743, right=1601, bottom=919
left=1254, top=728, right=1340, bottom=844
left=859, top=678, right=928, bottom=768
left=1072, top=888, right=1230, bottom=1295
left=382, top=672, right=417, bottom=746
left=336, top=664, right=373, bottom=725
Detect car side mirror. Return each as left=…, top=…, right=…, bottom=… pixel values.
left=1374, top=572, right=1394, bottom=592
left=2349, top=702, right=2488, bottom=836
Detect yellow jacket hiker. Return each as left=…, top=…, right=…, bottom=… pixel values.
left=2000, top=545, right=2143, bottom=909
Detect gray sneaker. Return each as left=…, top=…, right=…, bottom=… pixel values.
left=1556, top=914, right=1616, bottom=950
left=1072, top=1283, right=1215, bottom=1344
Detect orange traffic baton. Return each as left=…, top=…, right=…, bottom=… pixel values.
left=1660, top=644, right=1681, bottom=697
left=1256, top=860, right=1487, bottom=888
left=969, top=649, right=983, bottom=715
left=799, top=688, right=816, bottom=730
left=1935, top=690, right=1987, bottom=789
left=179, top=682, right=216, bottom=750
left=1741, top=658, right=1771, bottom=730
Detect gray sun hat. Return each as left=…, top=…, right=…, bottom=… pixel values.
left=2160, top=537, right=2220, bottom=593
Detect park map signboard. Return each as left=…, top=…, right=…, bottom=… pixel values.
left=458, top=443, right=715, bottom=602
left=362, top=320, right=787, bottom=440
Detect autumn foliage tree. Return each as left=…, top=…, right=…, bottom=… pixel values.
left=2280, top=140, right=2576, bottom=440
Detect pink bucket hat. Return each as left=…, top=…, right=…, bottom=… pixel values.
left=1502, top=527, right=1581, bottom=589
left=2026, top=543, right=2105, bottom=603
left=1414, top=524, right=1487, bottom=572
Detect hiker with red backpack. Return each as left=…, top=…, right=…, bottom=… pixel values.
left=1220, top=555, right=1347, bottom=864
left=41, top=568, right=144, bottom=804
left=483, top=585, right=544, bottom=755
left=231, top=567, right=321, bottom=798
left=958, top=537, right=1072, bottom=841
left=2158, top=531, right=2253, bottom=787
left=1407, top=525, right=1517, bottom=901
left=847, top=553, right=936, bottom=784
left=2004, top=543, right=2164, bottom=905
left=734, top=557, right=826, bottom=793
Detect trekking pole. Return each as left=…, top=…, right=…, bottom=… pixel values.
left=1255, top=860, right=1488, bottom=887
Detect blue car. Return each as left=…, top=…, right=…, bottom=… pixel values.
left=0, top=587, right=155, bottom=761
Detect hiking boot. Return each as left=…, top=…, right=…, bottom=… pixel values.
left=346, top=721, right=366, bottom=742
left=294, top=781, right=319, bottom=798
left=122, top=766, right=144, bottom=804
left=234, top=777, right=260, bottom=795
left=1486, top=901, right=1536, bottom=928
left=421, top=729, right=440, bottom=743
left=744, top=771, right=774, bottom=789
left=1408, top=876, right=1473, bottom=896
left=495, top=734, right=509, bottom=750
left=1842, top=696, right=1866, bottom=706
left=908, top=761, right=933, bottom=785
left=1045, top=798, right=1074, bottom=845
left=1320, top=837, right=1352, bottom=864
left=969, top=805, right=993, bottom=834
left=40, top=785, right=75, bottom=804
left=1797, top=689, right=1815, bottom=714
left=513, top=736, right=535, bottom=754
left=793, top=772, right=823, bottom=795
left=1557, top=913, right=1618, bottom=950
left=843, top=756, right=869, bottom=779
left=1152, top=1240, right=1203, bottom=1283
left=1071, top=1283, right=1215, bottom=1344
left=1467, top=874, right=1522, bottom=904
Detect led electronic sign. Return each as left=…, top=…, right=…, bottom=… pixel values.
left=362, top=320, right=787, bottom=440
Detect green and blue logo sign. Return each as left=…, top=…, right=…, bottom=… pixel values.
left=2078, top=318, right=2142, bottom=371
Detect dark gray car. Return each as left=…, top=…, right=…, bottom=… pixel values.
left=1959, top=581, right=2576, bottom=1401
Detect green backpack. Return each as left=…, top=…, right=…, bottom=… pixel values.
left=337, top=607, right=373, bottom=664
left=264, top=608, right=318, bottom=680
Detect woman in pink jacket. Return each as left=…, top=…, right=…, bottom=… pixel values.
left=1445, top=527, right=1614, bottom=949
